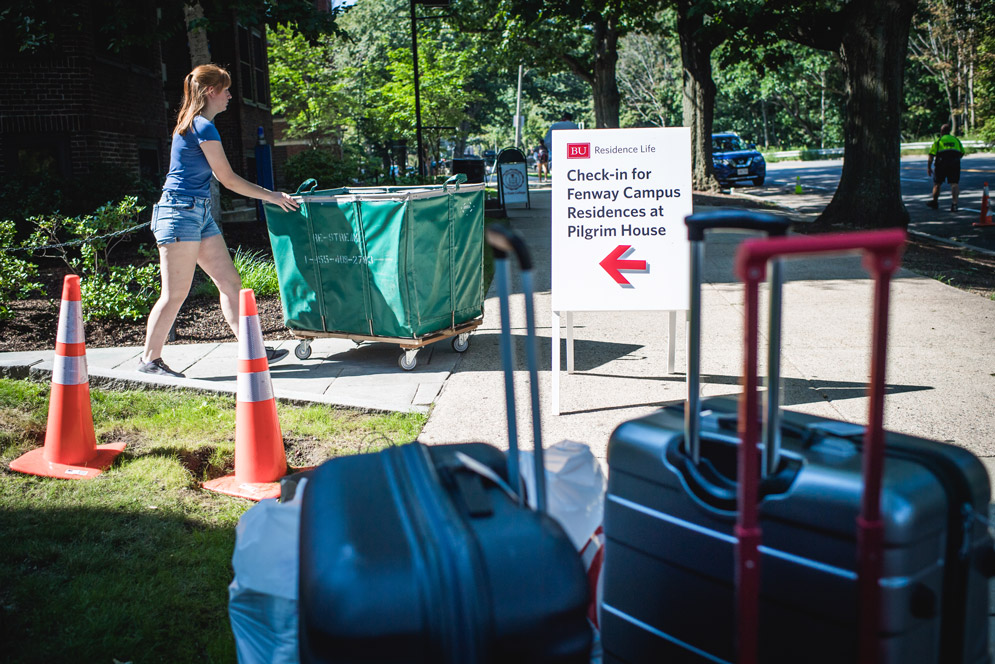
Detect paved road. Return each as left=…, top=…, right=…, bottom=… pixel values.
left=737, top=152, right=995, bottom=251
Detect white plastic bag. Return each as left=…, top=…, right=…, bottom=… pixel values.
left=228, top=478, right=307, bottom=664
left=518, top=440, right=607, bottom=550
left=520, top=441, right=607, bottom=663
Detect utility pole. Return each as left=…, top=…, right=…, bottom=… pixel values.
left=410, top=0, right=425, bottom=177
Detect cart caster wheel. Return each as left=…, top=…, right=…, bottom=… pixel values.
left=398, top=351, right=418, bottom=371
left=294, top=341, right=312, bottom=361
left=452, top=333, right=470, bottom=353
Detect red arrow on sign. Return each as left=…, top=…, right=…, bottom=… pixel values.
left=599, top=245, right=648, bottom=285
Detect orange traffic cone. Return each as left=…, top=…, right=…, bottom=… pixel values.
left=202, top=289, right=287, bottom=500
left=9, top=275, right=125, bottom=479
left=974, top=182, right=993, bottom=227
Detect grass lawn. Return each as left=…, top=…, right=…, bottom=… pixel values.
left=0, top=378, right=426, bottom=663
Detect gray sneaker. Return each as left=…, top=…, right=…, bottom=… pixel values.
left=265, top=347, right=289, bottom=364
left=138, top=358, right=185, bottom=378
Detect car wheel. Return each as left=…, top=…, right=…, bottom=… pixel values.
left=752, top=176, right=765, bottom=187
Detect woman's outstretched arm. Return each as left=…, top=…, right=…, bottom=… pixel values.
left=201, top=141, right=299, bottom=211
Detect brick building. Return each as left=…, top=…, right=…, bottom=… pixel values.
left=0, top=2, right=275, bottom=201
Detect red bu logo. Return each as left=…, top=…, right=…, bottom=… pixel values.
left=567, top=143, right=591, bottom=159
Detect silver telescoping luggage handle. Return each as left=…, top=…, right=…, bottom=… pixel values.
left=485, top=224, right=548, bottom=515
left=684, top=211, right=791, bottom=475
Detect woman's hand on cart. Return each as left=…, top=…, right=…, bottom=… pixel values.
left=268, top=190, right=301, bottom=212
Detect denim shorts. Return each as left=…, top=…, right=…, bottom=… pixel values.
left=150, top=191, right=221, bottom=245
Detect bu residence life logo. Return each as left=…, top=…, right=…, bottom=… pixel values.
left=566, top=143, right=591, bottom=159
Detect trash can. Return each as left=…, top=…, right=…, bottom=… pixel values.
left=262, top=174, right=485, bottom=369
left=451, top=157, right=486, bottom=184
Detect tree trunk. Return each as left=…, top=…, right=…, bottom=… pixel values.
left=184, top=2, right=222, bottom=228
left=760, top=99, right=770, bottom=148
left=820, top=72, right=826, bottom=149
left=947, top=84, right=958, bottom=134
left=184, top=3, right=211, bottom=64
left=591, top=16, right=621, bottom=128
left=677, top=0, right=720, bottom=192
left=377, top=143, right=392, bottom=178
left=968, top=55, right=975, bottom=130
left=817, top=0, right=915, bottom=230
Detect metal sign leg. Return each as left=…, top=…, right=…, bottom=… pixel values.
left=552, top=310, right=561, bottom=416
left=566, top=311, right=575, bottom=373
left=668, top=311, right=677, bottom=374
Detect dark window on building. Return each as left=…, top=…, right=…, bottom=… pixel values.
left=18, top=148, right=60, bottom=178
left=238, top=27, right=251, bottom=99
left=253, top=31, right=268, bottom=105
left=9, top=135, right=70, bottom=179
left=238, top=25, right=269, bottom=107
left=138, top=142, right=161, bottom=182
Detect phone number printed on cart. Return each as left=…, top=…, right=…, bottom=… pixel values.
left=306, top=255, right=379, bottom=265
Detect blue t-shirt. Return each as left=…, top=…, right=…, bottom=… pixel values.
left=162, top=115, right=221, bottom=198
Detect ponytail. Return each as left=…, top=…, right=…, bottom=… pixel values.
left=174, top=64, right=232, bottom=135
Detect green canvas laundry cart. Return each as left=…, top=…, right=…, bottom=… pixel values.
left=262, top=174, right=485, bottom=370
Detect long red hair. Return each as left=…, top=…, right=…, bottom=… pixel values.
left=174, top=64, right=232, bottom=136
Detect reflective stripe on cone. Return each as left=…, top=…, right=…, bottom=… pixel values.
left=236, top=370, right=274, bottom=403
left=238, top=314, right=268, bottom=361
left=56, top=299, right=84, bottom=344
left=52, top=354, right=88, bottom=386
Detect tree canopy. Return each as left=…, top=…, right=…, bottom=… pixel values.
left=9, top=0, right=992, bottom=224
left=1, top=0, right=341, bottom=54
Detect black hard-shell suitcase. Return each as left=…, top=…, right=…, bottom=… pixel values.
left=601, top=213, right=994, bottom=663
left=298, top=225, right=592, bottom=663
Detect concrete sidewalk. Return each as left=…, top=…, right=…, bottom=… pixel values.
left=421, top=189, right=995, bottom=483
left=0, top=335, right=464, bottom=415
left=2, top=188, right=994, bottom=482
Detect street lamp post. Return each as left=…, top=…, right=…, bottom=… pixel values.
left=410, top=0, right=450, bottom=178
left=410, top=0, right=425, bottom=177
left=515, top=64, right=524, bottom=149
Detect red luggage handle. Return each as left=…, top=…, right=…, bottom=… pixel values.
left=732, top=229, right=906, bottom=664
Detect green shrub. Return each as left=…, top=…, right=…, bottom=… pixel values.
left=193, top=248, right=280, bottom=298
left=79, top=264, right=161, bottom=321
left=979, top=122, right=995, bottom=147
left=28, top=197, right=150, bottom=273
left=26, top=196, right=160, bottom=321
left=283, top=146, right=382, bottom=191
left=0, top=221, right=44, bottom=320
left=284, top=149, right=351, bottom=191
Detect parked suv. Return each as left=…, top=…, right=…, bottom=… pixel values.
left=711, top=132, right=765, bottom=187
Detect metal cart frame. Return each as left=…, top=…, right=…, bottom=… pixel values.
left=291, top=316, right=483, bottom=371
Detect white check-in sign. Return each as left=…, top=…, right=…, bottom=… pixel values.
left=552, top=127, right=692, bottom=311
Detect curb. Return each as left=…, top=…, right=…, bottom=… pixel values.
left=729, top=190, right=995, bottom=258
left=4, top=361, right=427, bottom=415
left=905, top=230, right=995, bottom=259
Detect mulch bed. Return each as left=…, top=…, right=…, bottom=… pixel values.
left=0, top=223, right=293, bottom=354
